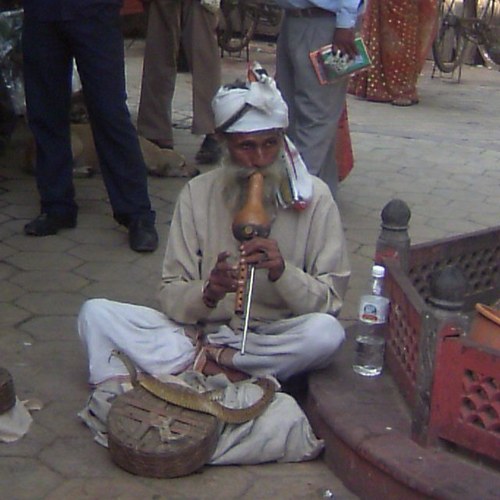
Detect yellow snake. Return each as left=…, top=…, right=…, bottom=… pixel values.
left=111, top=350, right=275, bottom=424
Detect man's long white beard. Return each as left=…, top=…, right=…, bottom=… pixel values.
left=220, top=151, right=287, bottom=216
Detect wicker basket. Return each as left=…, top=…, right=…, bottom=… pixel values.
left=469, top=303, right=500, bottom=349
left=108, top=386, right=219, bottom=478
left=0, top=367, right=16, bottom=415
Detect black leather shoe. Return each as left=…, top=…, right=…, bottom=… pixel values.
left=128, top=219, right=158, bottom=253
left=195, top=134, right=222, bottom=164
left=24, top=213, right=77, bottom=236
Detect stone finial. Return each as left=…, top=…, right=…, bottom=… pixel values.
left=428, top=265, right=467, bottom=311
left=381, top=199, right=411, bottom=231
left=375, top=199, right=411, bottom=272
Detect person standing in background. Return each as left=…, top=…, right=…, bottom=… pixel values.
left=137, top=0, right=222, bottom=165
left=348, top=0, right=439, bottom=106
left=22, top=0, right=158, bottom=253
left=273, top=0, right=364, bottom=197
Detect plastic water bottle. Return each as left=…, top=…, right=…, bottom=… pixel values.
left=353, top=264, right=390, bottom=377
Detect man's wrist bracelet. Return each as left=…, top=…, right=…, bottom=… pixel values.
left=202, top=280, right=217, bottom=308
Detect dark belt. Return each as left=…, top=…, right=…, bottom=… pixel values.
left=286, top=7, right=335, bottom=18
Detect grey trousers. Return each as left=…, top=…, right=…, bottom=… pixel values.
left=137, top=0, right=221, bottom=145
left=276, top=15, right=348, bottom=197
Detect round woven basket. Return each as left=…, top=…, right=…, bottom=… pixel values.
left=0, top=367, right=16, bottom=415
left=108, top=386, right=219, bottom=478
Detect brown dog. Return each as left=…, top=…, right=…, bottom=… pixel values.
left=24, top=123, right=199, bottom=178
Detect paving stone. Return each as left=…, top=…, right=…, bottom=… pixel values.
left=14, top=339, right=88, bottom=403
left=20, top=315, right=78, bottom=342
left=467, top=211, right=500, bottom=227
left=5, top=251, right=83, bottom=272
left=0, top=302, right=31, bottom=327
left=426, top=216, right=487, bottom=235
left=68, top=243, right=139, bottom=263
left=0, top=281, right=25, bottom=302
left=11, top=270, right=89, bottom=293
left=0, top=221, right=17, bottom=241
left=0, top=189, right=41, bottom=207
left=73, top=183, right=109, bottom=202
left=0, top=261, right=16, bottom=281
left=33, top=399, right=91, bottom=439
left=64, top=227, right=127, bottom=247
left=38, top=437, right=117, bottom=478
left=16, top=292, right=86, bottom=316
left=80, top=281, right=158, bottom=308
left=0, top=421, right=56, bottom=458
left=76, top=212, right=118, bottom=230
left=0, top=325, right=34, bottom=347
left=3, top=233, right=77, bottom=253
left=75, top=261, right=155, bottom=283
left=0, top=209, right=10, bottom=224
left=135, top=465, right=254, bottom=499
left=242, top=461, right=358, bottom=500
left=0, top=457, right=62, bottom=500
left=45, top=478, right=170, bottom=500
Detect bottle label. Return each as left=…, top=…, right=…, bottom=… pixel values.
left=359, top=295, right=390, bottom=324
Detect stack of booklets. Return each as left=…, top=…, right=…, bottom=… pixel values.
left=309, top=37, right=371, bottom=85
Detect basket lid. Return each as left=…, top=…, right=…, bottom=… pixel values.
left=107, top=386, right=219, bottom=478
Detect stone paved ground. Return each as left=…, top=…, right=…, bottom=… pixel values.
left=0, top=38, right=498, bottom=499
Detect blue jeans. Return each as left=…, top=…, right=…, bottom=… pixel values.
left=22, top=7, right=155, bottom=225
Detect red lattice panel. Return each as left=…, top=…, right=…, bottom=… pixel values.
left=408, top=227, right=500, bottom=308
left=429, top=337, right=500, bottom=462
left=461, top=370, right=500, bottom=433
left=384, top=260, right=425, bottom=408
left=383, top=226, right=500, bottom=414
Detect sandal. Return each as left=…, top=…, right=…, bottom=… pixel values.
left=392, top=96, right=419, bottom=107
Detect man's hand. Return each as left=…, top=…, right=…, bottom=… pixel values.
left=203, top=251, right=239, bottom=307
left=240, top=237, right=285, bottom=282
left=332, top=28, right=358, bottom=59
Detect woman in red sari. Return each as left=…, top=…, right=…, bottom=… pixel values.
left=349, top=0, right=438, bottom=106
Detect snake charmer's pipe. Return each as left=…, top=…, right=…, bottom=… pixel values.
left=232, top=171, right=271, bottom=354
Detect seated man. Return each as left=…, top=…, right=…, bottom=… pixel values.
left=78, top=67, right=350, bottom=392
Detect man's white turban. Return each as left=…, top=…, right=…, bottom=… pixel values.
left=212, top=64, right=289, bottom=133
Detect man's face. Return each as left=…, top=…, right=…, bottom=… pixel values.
left=224, top=129, right=283, bottom=170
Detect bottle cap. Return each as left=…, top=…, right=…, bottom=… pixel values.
left=372, top=265, right=385, bottom=278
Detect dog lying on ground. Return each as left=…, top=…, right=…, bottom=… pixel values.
left=24, top=123, right=199, bottom=178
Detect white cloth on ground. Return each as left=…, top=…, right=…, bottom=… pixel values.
left=78, top=371, right=324, bottom=465
left=0, top=398, right=34, bottom=443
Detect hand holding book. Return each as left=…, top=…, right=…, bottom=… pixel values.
left=309, top=37, right=371, bottom=85
left=332, top=27, right=359, bottom=60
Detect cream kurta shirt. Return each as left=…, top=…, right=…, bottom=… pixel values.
left=158, top=168, right=350, bottom=331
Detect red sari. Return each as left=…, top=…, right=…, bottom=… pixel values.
left=348, top=0, right=438, bottom=104
left=336, top=105, right=354, bottom=182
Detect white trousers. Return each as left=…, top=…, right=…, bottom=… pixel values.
left=77, top=298, right=345, bottom=384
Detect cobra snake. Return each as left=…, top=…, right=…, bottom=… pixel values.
left=111, top=350, right=275, bottom=424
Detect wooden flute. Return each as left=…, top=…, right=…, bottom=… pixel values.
left=232, top=171, right=270, bottom=354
